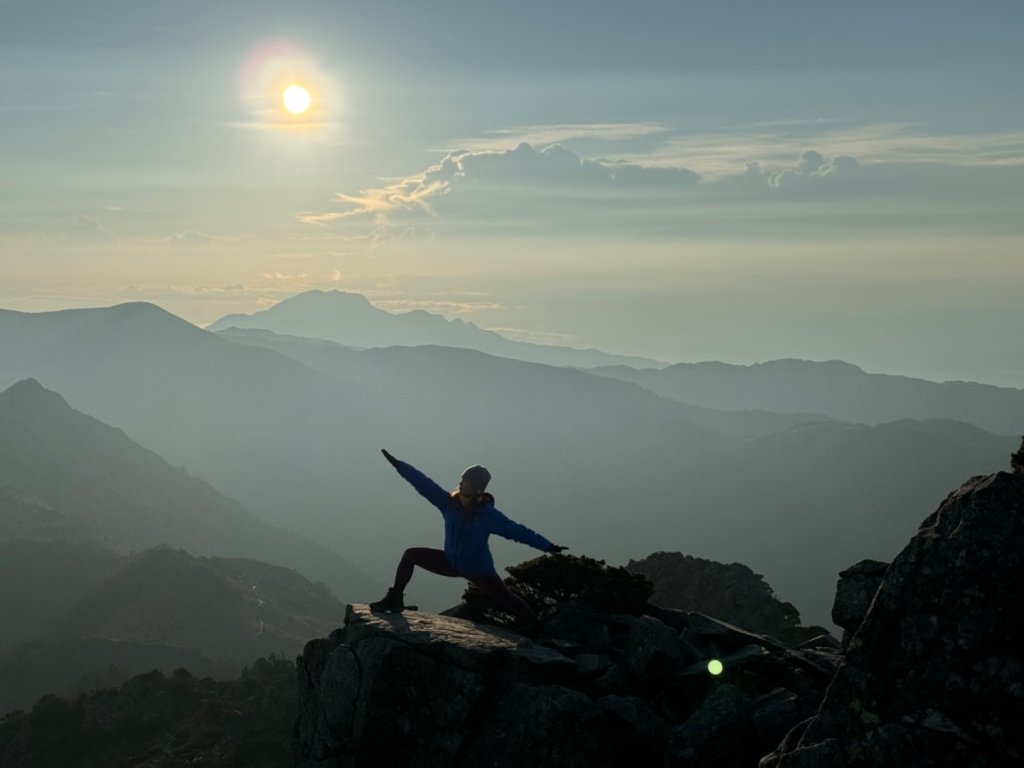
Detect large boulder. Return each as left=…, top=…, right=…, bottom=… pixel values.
left=763, top=472, right=1024, bottom=767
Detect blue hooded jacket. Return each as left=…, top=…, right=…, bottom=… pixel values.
left=395, top=459, right=554, bottom=576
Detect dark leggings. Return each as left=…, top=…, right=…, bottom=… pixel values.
left=393, top=547, right=536, bottom=622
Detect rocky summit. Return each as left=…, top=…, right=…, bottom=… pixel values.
left=296, top=469, right=1024, bottom=768
left=295, top=600, right=840, bottom=768
left=764, top=471, right=1024, bottom=768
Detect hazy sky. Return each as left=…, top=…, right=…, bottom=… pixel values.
left=3, top=1, right=1023, bottom=385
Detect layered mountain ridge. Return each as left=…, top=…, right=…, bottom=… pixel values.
left=0, top=377, right=377, bottom=600
left=208, top=289, right=665, bottom=369
left=0, top=541, right=344, bottom=713
left=0, top=299, right=1018, bottom=631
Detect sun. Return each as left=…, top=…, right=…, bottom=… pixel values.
left=283, top=84, right=312, bottom=115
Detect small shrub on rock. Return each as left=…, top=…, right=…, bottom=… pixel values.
left=461, top=554, right=654, bottom=625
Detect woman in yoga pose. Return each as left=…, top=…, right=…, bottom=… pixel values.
left=370, top=449, right=567, bottom=624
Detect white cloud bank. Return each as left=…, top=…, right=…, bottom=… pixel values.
left=300, top=129, right=1024, bottom=240
left=300, top=142, right=700, bottom=226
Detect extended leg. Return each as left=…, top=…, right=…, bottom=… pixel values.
left=372, top=547, right=459, bottom=613
left=469, top=573, right=538, bottom=624
left=393, top=547, right=460, bottom=592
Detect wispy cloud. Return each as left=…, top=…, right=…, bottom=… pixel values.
left=266, top=250, right=356, bottom=260
left=166, top=229, right=213, bottom=246
left=375, top=298, right=505, bottom=316
left=225, top=117, right=340, bottom=136
left=65, top=215, right=119, bottom=246
left=630, top=123, right=1024, bottom=177
left=450, top=122, right=670, bottom=151
left=119, top=283, right=248, bottom=299
left=297, top=179, right=446, bottom=224
left=485, top=326, right=583, bottom=345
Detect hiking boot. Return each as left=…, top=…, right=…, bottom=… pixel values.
left=369, top=587, right=405, bottom=613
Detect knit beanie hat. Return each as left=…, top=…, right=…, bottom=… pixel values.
left=460, top=464, right=492, bottom=493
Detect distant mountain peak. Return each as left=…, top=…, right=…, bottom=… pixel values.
left=2, top=377, right=46, bottom=394
left=105, top=301, right=192, bottom=323
left=759, top=358, right=866, bottom=374
left=112, top=301, right=163, bottom=313
left=0, top=378, right=70, bottom=410
left=207, top=290, right=666, bottom=369
left=282, top=289, right=374, bottom=307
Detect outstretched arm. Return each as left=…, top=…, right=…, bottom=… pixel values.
left=490, top=509, right=566, bottom=554
left=381, top=449, right=450, bottom=513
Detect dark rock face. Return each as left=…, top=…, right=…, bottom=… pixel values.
left=666, top=683, right=762, bottom=767
left=830, top=559, right=888, bottom=650
left=295, top=603, right=838, bottom=767
left=627, top=552, right=826, bottom=645
left=763, top=472, right=1024, bottom=767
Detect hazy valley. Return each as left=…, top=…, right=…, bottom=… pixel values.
left=1, top=291, right=1017, bottom=633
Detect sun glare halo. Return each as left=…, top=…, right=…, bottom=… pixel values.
left=283, top=84, right=312, bottom=114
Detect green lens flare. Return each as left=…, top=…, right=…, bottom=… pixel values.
left=707, top=659, right=724, bottom=676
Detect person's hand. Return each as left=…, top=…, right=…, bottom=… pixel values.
left=381, top=449, right=400, bottom=468
left=547, top=544, right=568, bottom=555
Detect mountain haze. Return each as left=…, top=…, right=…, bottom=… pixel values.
left=0, top=304, right=1016, bottom=628
left=0, top=543, right=343, bottom=713
left=592, top=359, right=1024, bottom=435
left=0, top=539, right=124, bottom=652
left=0, top=377, right=376, bottom=601
left=54, top=546, right=343, bottom=663
left=218, top=327, right=831, bottom=440
left=208, top=289, right=664, bottom=369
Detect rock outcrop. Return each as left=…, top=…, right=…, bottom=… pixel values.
left=763, top=472, right=1024, bottom=767
left=627, top=552, right=827, bottom=646
left=830, top=559, right=887, bottom=651
left=297, top=471, right=1023, bottom=767
left=295, top=603, right=839, bottom=767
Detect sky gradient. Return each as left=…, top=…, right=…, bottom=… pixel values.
left=3, top=0, right=1023, bottom=385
